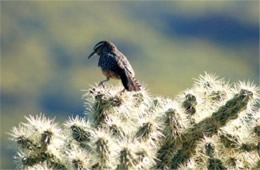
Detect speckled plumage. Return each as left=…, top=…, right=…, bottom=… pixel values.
left=88, top=41, right=141, bottom=91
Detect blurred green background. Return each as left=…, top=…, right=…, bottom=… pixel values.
left=1, top=1, right=259, bottom=169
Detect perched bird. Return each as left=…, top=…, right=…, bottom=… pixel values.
left=88, top=40, right=141, bottom=92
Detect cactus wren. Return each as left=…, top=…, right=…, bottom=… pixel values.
left=88, top=40, right=141, bottom=91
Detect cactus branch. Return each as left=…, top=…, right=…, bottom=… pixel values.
left=9, top=73, right=259, bottom=169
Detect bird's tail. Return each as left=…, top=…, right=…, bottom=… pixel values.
left=120, top=72, right=142, bottom=91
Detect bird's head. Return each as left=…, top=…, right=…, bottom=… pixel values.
left=88, top=40, right=116, bottom=59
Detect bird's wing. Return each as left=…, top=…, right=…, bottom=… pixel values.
left=104, top=52, right=139, bottom=91
left=103, top=52, right=135, bottom=77
left=117, top=52, right=135, bottom=76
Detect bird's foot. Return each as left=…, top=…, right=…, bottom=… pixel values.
left=98, top=78, right=109, bottom=89
left=120, top=89, right=126, bottom=96
left=98, top=82, right=106, bottom=89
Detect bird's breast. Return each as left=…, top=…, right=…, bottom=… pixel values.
left=102, top=70, right=121, bottom=79
left=98, top=53, right=115, bottom=69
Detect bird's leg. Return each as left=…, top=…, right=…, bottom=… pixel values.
left=98, top=77, right=110, bottom=88
left=120, top=89, right=126, bottom=96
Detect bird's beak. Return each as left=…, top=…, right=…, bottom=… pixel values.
left=88, top=51, right=96, bottom=59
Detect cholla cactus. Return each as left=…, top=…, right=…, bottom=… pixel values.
left=9, top=73, right=259, bottom=169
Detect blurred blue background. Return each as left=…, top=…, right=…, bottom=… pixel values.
left=1, top=1, right=259, bottom=168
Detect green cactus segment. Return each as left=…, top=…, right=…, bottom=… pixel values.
left=15, top=131, right=65, bottom=169
left=159, top=89, right=254, bottom=169
left=212, top=89, right=252, bottom=126
left=254, top=126, right=260, bottom=136
left=9, top=74, right=259, bottom=169
left=207, top=158, right=227, bottom=170
left=89, top=89, right=122, bottom=127
left=72, top=159, right=84, bottom=170
left=19, top=152, right=65, bottom=169
left=205, top=143, right=214, bottom=157
left=183, top=94, right=197, bottom=115
left=95, top=137, right=110, bottom=169
left=20, top=153, right=47, bottom=167
left=109, top=124, right=125, bottom=138
left=41, top=131, right=53, bottom=151
left=16, top=136, right=40, bottom=150
left=117, top=148, right=137, bottom=170
left=71, top=125, right=91, bottom=142
left=220, top=134, right=239, bottom=148
left=136, top=122, right=153, bottom=140
left=164, top=108, right=182, bottom=139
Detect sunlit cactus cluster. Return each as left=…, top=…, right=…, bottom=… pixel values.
left=10, top=73, right=259, bottom=169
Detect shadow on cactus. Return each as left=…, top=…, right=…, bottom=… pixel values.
left=9, top=73, right=260, bottom=169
